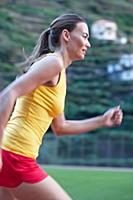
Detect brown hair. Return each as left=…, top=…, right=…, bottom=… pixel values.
left=25, top=13, right=86, bottom=67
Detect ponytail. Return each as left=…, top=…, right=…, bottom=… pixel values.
left=25, top=28, right=53, bottom=67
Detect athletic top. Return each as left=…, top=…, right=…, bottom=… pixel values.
left=2, top=55, right=66, bottom=159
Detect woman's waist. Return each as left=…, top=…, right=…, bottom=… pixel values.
left=7, top=116, right=52, bottom=136
left=2, top=118, right=52, bottom=159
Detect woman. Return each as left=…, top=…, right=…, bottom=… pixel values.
left=0, top=14, right=123, bottom=200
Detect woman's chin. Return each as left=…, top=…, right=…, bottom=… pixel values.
left=79, top=54, right=85, bottom=60
left=75, top=54, right=85, bottom=61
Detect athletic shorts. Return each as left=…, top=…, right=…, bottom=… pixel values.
left=0, top=149, right=48, bottom=188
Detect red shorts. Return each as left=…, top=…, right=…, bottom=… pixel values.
left=0, top=149, right=48, bottom=188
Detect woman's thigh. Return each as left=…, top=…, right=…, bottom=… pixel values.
left=11, top=176, right=72, bottom=200
left=0, top=187, right=18, bottom=200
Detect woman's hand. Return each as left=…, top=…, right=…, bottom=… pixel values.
left=102, top=106, right=123, bottom=127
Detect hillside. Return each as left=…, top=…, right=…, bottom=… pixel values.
left=0, top=0, right=133, bottom=137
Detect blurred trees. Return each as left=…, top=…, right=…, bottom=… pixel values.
left=0, top=0, right=132, bottom=134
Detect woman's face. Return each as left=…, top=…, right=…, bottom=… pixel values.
left=68, top=22, right=91, bottom=61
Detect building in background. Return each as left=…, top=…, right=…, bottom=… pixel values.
left=107, top=54, right=133, bottom=81
left=91, top=19, right=127, bottom=44
left=91, top=19, right=118, bottom=41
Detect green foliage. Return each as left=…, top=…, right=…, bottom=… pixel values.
left=0, top=0, right=133, bottom=136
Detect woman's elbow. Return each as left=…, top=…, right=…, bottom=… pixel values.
left=52, top=126, right=65, bottom=136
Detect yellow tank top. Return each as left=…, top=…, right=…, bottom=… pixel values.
left=2, top=63, right=66, bottom=159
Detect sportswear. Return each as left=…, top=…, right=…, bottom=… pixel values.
left=2, top=54, right=66, bottom=159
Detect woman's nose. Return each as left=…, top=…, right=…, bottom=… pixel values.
left=87, top=40, right=91, bottom=48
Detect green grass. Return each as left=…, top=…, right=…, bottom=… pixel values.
left=43, top=166, right=133, bottom=200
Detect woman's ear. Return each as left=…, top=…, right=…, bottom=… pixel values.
left=62, top=29, right=70, bottom=42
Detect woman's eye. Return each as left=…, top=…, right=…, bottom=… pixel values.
left=83, top=35, right=88, bottom=39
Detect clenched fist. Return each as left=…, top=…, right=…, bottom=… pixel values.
left=102, top=106, right=123, bottom=127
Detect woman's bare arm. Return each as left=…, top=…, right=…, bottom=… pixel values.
left=51, top=106, right=123, bottom=136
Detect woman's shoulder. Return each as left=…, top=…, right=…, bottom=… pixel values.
left=29, top=53, right=63, bottom=72
left=40, top=53, right=64, bottom=69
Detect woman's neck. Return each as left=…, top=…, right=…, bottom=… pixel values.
left=54, top=48, right=72, bottom=68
